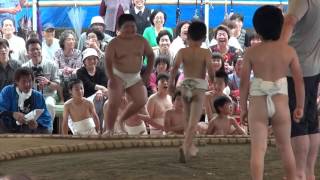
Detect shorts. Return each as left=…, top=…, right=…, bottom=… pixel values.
left=288, top=74, right=320, bottom=137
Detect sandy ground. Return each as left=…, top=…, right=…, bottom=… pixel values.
left=0, top=144, right=319, bottom=180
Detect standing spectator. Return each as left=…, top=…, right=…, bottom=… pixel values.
left=1, top=18, right=27, bottom=63
left=54, top=30, right=82, bottom=101
left=170, top=21, right=190, bottom=58
left=76, top=48, right=108, bottom=132
left=129, top=0, right=151, bottom=35
left=41, top=23, right=60, bottom=61
left=84, top=28, right=107, bottom=67
left=0, top=67, right=52, bottom=134
left=281, top=0, right=320, bottom=179
left=77, top=16, right=113, bottom=52
left=0, top=38, right=21, bottom=90
left=22, top=38, right=60, bottom=133
left=0, top=0, right=25, bottom=27
left=143, top=10, right=173, bottom=48
left=229, top=13, right=249, bottom=49
left=99, top=0, right=131, bottom=37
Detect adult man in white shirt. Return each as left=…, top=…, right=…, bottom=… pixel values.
left=41, top=23, right=60, bottom=61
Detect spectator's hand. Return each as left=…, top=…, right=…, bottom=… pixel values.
left=13, top=112, right=25, bottom=124
left=293, top=107, right=303, bottom=123
left=240, top=110, right=248, bottom=126
left=63, top=67, right=73, bottom=76
left=95, top=90, right=104, bottom=101
left=28, top=120, right=38, bottom=129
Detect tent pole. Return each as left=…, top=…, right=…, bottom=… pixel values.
left=204, top=0, right=209, bottom=41
left=32, top=0, right=37, bottom=31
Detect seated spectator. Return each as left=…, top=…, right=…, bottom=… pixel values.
left=0, top=38, right=21, bottom=90
left=248, top=31, right=262, bottom=47
left=54, top=30, right=82, bottom=101
left=76, top=48, right=108, bottom=132
left=129, top=0, right=151, bottom=35
left=77, top=16, right=113, bottom=52
left=1, top=18, right=27, bottom=63
left=143, top=10, right=173, bottom=48
left=228, top=55, right=243, bottom=92
left=84, top=28, right=107, bottom=69
left=170, top=21, right=190, bottom=58
left=146, top=73, right=172, bottom=135
left=229, top=13, right=249, bottom=49
left=164, top=90, right=184, bottom=134
left=22, top=38, right=60, bottom=132
left=206, top=95, right=246, bottom=135
left=0, top=67, right=52, bottom=133
left=210, top=25, right=242, bottom=74
left=148, top=55, right=170, bottom=95
left=62, top=78, right=100, bottom=135
left=153, top=30, right=174, bottom=64
left=41, top=23, right=60, bottom=61
left=204, top=71, right=230, bottom=121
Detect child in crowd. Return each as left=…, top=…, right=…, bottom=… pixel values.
left=62, top=78, right=100, bottom=135
left=240, top=5, right=304, bottom=180
left=204, top=70, right=231, bottom=121
left=164, top=90, right=185, bottom=134
left=146, top=73, right=172, bottom=135
left=169, top=21, right=215, bottom=163
left=104, top=14, right=154, bottom=135
left=206, top=96, right=246, bottom=135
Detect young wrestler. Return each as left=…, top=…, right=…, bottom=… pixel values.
left=206, top=96, right=246, bottom=135
left=164, top=90, right=185, bottom=134
left=204, top=70, right=230, bottom=121
left=240, top=6, right=304, bottom=180
left=104, top=14, right=154, bottom=135
left=169, top=21, right=215, bottom=163
left=146, top=73, right=172, bottom=135
left=62, top=78, right=100, bottom=135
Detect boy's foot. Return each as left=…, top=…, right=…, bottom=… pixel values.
left=189, top=144, right=199, bottom=157
left=179, top=147, right=187, bottom=163
left=101, top=130, right=114, bottom=137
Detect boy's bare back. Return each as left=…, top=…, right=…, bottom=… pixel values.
left=177, top=47, right=212, bottom=79
left=65, top=98, right=93, bottom=122
left=207, top=116, right=238, bottom=135
left=245, top=41, right=298, bottom=81
left=108, top=35, right=153, bottom=73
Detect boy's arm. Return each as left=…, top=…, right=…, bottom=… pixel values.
left=142, top=39, right=155, bottom=84
left=105, top=41, right=116, bottom=81
left=290, top=49, right=305, bottom=121
left=169, top=50, right=183, bottom=95
left=206, top=120, right=215, bottom=135
left=62, top=104, right=70, bottom=135
left=205, top=50, right=215, bottom=82
left=164, top=110, right=172, bottom=133
left=231, top=118, right=246, bottom=135
left=145, top=98, right=164, bottom=130
left=89, top=101, right=100, bottom=133
left=239, top=51, right=252, bottom=124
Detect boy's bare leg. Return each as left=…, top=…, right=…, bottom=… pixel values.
left=248, top=97, right=269, bottom=180
left=182, top=90, right=205, bottom=158
left=118, top=81, right=147, bottom=130
left=104, top=77, right=124, bottom=133
left=272, top=95, right=297, bottom=180
left=306, top=134, right=319, bottom=180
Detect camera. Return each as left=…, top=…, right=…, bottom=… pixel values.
left=31, top=66, right=44, bottom=83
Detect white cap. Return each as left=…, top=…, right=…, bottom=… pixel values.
left=82, top=48, right=99, bottom=62
left=90, top=16, right=105, bottom=25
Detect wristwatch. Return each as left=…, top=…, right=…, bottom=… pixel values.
left=47, top=81, right=51, bottom=86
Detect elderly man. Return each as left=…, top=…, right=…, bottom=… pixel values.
left=0, top=67, right=52, bottom=133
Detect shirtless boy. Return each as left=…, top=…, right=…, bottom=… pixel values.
left=146, top=73, right=172, bottom=135
left=240, top=6, right=304, bottom=180
left=104, top=14, right=154, bottom=135
left=206, top=95, right=246, bottom=135
left=169, top=21, right=215, bottom=163
left=62, top=78, right=100, bottom=135
left=164, top=90, right=185, bottom=134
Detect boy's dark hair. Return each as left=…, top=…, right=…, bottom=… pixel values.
left=188, top=21, right=207, bottom=41
left=214, top=25, right=230, bottom=40
left=149, top=10, right=167, bottom=26
left=156, top=30, right=173, bottom=45
left=172, top=90, right=182, bottom=102
left=0, top=38, right=10, bottom=48
left=14, top=67, right=34, bottom=82
left=68, top=77, right=83, bottom=90
left=215, top=70, right=228, bottom=85
left=156, top=73, right=170, bottom=85
left=117, top=14, right=136, bottom=29
left=26, top=38, right=41, bottom=51
left=229, top=13, right=244, bottom=22
left=212, top=52, right=225, bottom=73
left=154, top=55, right=170, bottom=71
left=86, top=28, right=105, bottom=41
left=175, top=21, right=191, bottom=38
left=214, top=95, right=232, bottom=114
left=253, top=5, right=283, bottom=41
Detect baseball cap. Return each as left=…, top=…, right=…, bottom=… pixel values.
left=43, top=23, right=55, bottom=32
left=90, top=16, right=105, bottom=26
left=82, top=48, right=99, bottom=62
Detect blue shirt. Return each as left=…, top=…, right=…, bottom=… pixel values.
left=0, top=0, right=19, bottom=26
